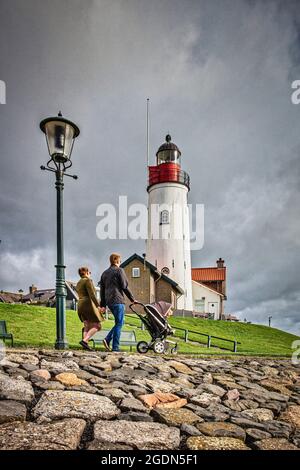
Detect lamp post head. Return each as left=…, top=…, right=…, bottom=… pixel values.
left=40, top=112, right=80, bottom=164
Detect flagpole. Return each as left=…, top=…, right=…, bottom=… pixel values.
left=146, top=98, right=150, bottom=167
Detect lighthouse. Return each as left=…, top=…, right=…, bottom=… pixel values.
left=146, top=135, right=193, bottom=310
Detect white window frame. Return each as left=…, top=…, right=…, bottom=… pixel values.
left=132, top=267, right=140, bottom=278
left=194, top=298, right=205, bottom=313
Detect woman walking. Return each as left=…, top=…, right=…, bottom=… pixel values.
left=99, top=253, right=136, bottom=352
left=76, top=266, right=105, bottom=351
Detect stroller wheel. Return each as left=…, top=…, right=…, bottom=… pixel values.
left=153, top=340, right=166, bottom=354
left=137, top=341, right=149, bottom=354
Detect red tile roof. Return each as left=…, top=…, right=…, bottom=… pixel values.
left=191, top=267, right=226, bottom=282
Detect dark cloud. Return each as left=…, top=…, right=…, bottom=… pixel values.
left=0, top=0, right=299, bottom=334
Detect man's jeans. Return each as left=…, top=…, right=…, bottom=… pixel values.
left=105, top=303, right=125, bottom=351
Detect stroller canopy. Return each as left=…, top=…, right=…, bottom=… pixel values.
left=151, top=301, right=172, bottom=317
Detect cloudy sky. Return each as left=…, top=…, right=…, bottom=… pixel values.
left=0, top=0, right=299, bottom=333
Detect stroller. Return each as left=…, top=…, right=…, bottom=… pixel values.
left=129, top=301, right=178, bottom=354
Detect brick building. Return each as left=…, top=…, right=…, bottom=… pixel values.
left=121, top=253, right=184, bottom=310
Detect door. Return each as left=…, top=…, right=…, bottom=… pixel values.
left=208, top=302, right=218, bottom=320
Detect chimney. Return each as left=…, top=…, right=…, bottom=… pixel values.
left=216, top=258, right=225, bottom=268
left=29, top=284, right=37, bottom=294
left=142, top=253, right=147, bottom=270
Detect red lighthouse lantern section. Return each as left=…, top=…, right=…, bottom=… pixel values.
left=146, top=135, right=193, bottom=310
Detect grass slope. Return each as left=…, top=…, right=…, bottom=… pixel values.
left=0, top=304, right=199, bottom=353
left=0, top=303, right=299, bottom=356
left=169, top=317, right=299, bottom=355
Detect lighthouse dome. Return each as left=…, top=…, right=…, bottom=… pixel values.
left=156, top=134, right=181, bottom=164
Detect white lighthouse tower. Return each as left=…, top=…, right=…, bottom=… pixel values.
left=146, top=134, right=193, bottom=310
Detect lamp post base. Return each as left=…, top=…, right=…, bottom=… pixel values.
left=55, top=262, right=68, bottom=350
left=55, top=339, right=69, bottom=350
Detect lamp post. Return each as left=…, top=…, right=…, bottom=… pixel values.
left=40, top=112, right=80, bottom=349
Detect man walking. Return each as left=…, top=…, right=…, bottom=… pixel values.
left=99, top=253, right=136, bottom=352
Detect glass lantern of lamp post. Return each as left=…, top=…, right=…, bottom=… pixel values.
left=40, top=112, right=80, bottom=349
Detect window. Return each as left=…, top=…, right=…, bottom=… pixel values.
left=132, top=267, right=140, bottom=278
left=194, top=299, right=205, bottom=313
left=160, top=210, right=170, bottom=225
